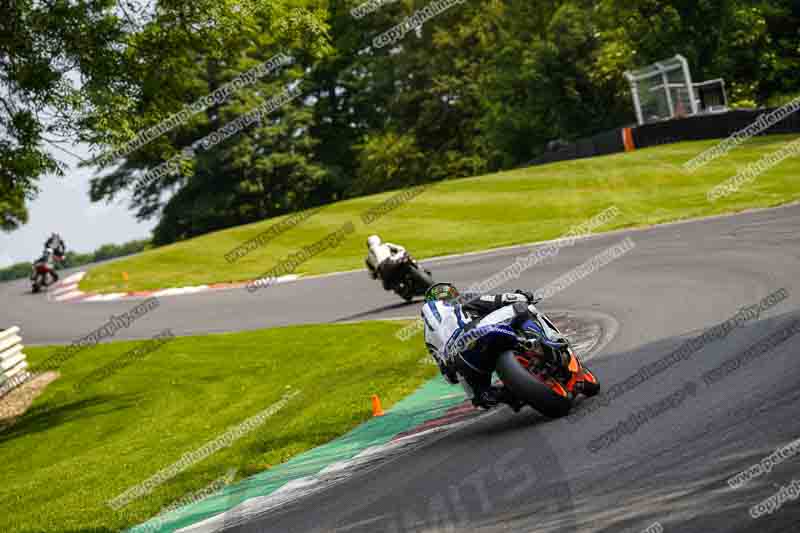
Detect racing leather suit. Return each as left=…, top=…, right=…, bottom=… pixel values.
left=366, top=242, right=407, bottom=290
left=44, top=236, right=66, bottom=257
left=422, top=292, right=536, bottom=404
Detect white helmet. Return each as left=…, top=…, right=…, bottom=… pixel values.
left=366, top=235, right=381, bottom=249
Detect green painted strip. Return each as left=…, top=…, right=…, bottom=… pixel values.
left=130, top=378, right=466, bottom=532
left=130, top=313, right=603, bottom=532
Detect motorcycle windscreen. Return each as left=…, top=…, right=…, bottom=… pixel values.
left=521, top=317, right=564, bottom=348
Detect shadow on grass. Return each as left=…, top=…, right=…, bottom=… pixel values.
left=44, top=528, right=117, bottom=533
left=0, top=393, right=141, bottom=444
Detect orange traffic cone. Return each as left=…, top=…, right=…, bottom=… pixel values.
left=122, top=272, right=129, bottom=282
left=371, top=395, right=385, bottom=417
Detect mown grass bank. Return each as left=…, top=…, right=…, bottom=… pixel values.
left=0, top=321, right=432, bottom=533
left=81, top=135, right=800, bottom=293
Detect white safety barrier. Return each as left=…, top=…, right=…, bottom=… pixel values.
left=0, top=326, right=31, bottom=399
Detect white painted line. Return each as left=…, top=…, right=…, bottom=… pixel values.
left=80, top=274, right=299, bottom=303
left=176, top=439, right=425, bottom=533
left=62, top=202, right=800, bottom=303
left=151, top=288, right=179, bottom=297
left=53, top=290, right=84, bottom=302
left=258, top=201, right=800, bottom=286
left=51, top=284, right=78, bottom=297
left=330, top=514, right=393, bottom=533
left=172, top=312, right=615, bottom=533
left=153, top=288, right=183, bottom=297
left=268, top=476, right=319, bottom=497
left=178, top=407, right=499, bottom=533
left=181, top=285, right=209, bottom=293
left=316, top=442, right=404, bottom=476
left=53, top=291, right=83, bottom=302
left=82, top=293, right=126, bottom=302
left=61, top=271, right=86, bottom=285
left=152, top=286, right=209, bottom=297
left=262, top=274, right=301, bottom=286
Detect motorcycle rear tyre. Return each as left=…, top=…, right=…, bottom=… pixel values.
left=496, top=350, right=572, bottom=418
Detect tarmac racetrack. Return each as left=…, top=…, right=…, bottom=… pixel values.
left=2, top=204, right=800, bottom=532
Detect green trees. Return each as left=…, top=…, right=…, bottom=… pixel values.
left=0, top=0, right=130, bottom=230
left=84, top=1, right=332, bottom=243
left=3, top=0, right=798, bottom=244
left=0, top=238, right=150, bottom=282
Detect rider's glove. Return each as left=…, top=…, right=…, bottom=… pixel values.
left=514, top=289, right=536, bottom=302
left=518, top=337, right=539, bottom=351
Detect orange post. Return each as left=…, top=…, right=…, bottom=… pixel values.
left=122, top=272, right=129, bottom=282
left=371, top=394, right=385, bottom=417
left=622, top=127, right=636, bottom=152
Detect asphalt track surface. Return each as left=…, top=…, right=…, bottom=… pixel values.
left=3, top=204, right=800, bottom=532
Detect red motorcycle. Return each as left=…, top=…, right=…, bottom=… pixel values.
left=31, top=249, right=63, bottom=293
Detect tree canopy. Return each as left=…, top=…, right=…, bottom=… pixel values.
left=2, top=0, right=798, bottom=242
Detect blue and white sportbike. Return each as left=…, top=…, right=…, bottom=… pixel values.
left=422, top=283, right=600, bottom=418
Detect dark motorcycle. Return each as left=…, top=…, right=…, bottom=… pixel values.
left=385, top=251, right=434, bottom=302
left=31, top=249, right=63, bottom=293
left=495, top=305, right=600, bottom=417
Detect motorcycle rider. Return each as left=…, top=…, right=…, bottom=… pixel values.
left=31, top=248, right=59, bottom=285
left=365, top=235, right=407, bottom=290
left=422, top=282, right=568, bottom=409
left=32, top=233, right=66, bottom=285
left=44, top=233, right=66, bottom=257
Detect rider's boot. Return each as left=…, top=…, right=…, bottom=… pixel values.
left=491, top=386, right=524, bottom=412
left=472, top=389, right=500, bottom=409
left=438, top=360, right=459, bottom=385
left=471, top=386, right=524, bottom=412
left=453, top=353, right=519, bottom=410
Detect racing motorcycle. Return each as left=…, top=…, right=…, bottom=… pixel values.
left=30, top=248, right=63, bottom=294
left=385, top=252, right=435, bottom=302
left=494, top=304, right=600, bottom=418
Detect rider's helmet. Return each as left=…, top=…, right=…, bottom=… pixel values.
left=424, top=282, right=460, bottom=303
left=366, top=235, right=381, bottom=249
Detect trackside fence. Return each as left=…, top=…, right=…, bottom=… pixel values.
left=527, top=106, right=800, bottom=167
left=0, top=326, right=31, bottom=399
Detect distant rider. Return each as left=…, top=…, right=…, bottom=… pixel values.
left=31, top=248, right=59, bottom=284
left=421, top=283, right=568, bottom=409
left=44, top=233, right=66, bottom=257
left=365, top=235, right=407, bottom=290
left=32, top=233, right=66, bottom=284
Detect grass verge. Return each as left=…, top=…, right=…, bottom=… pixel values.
left=0, top=321, right=432, bottom=533
left=80, top=134, right=800, bottom=293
